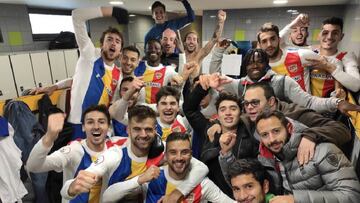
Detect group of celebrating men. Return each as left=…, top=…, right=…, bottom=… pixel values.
left=3, top=0, right=360, bottom=202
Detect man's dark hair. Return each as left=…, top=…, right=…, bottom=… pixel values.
left=146, top=38, right=162, bottom=51
left=100, top=27, right=124, bottom=49
left=123, top=45, right=140, bottom=58
left=183, top=31, right=199, bottom=43
left=82, top=104, right=111, bottom=125
left=165, top=132, right=192, bottom=150
left=255, top=110, right=289, bottom=129
left=151, top=1, right=166, bottom=13
left=241, top=49, right=270, bottom=73
left=215, top=92, right=242, bottom=111
left=246, top=82, right=276, bottom=100
left=228, top=158, right=267, bottom=185
left=119, top=76, right=134, bottom=90
left=257, top=22, right=280, bottom=43
left=322, top=17, right=343, bottom=32
left=156, top=86, right=180, bottom=104
left=128, top=105, right=157, bottom=123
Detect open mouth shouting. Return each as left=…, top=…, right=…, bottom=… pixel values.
left=92, top=131, right=102, bottom=137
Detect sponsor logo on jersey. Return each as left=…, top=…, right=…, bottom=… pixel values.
left=145, top=81, right=161, bottom=87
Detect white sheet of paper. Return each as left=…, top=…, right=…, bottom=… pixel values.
left=221, top=54, right=242, bottom=75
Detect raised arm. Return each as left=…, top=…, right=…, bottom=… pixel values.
left=109, top=77, right=144, bottom=122
left=102, top=165, right=160, bottom=203
left=283, top=75, right=360, bottom=114
left=197, top=10, right=227, bottom=63
left=209, top=40, right=231, bottom=74
left=26, top=113, right=68, bottom=173
left=279, top=13, right=309, bottom=47
left=72, top=7, right=127, bottom=53
left=171, top=0, right=195, bottom=29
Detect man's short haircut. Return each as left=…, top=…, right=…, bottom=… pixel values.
left=246, top=82, right=276, bottom=100
left=119, top=76, right=134, bottom=89
left=257, top=22, right=280, bottom=42
left=215, top=92, right=242, bottom=111
left=228, top=158, right=267, bottom=185
left=100, top=27, right=124, bottom=49
left=184, top=31, right=199, bottom=43
left=322, top=17, right=344, bottom=32
left=151, top=1, right=166, bottom=13
left=146, top=38, right=162, bottom=51
left=156, top=86, right=180, bottom=104
left=82, top=104, right=111, bottom=125
left=255, top=110, right=289, bottom=129
left=128, top=105, right=157, bottom=124
left=165, top=132, right=192, bottom=150
left=241, top=49, right=270, bottom=73
left=123, top=45, right=140, bottom=58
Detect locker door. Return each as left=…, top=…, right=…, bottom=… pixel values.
left=10, top=53, right=36, bottom=96
left=48, top=50, right=68, bottom=83
left=30, top=52, right=53, bottom=88
left=64, top=49, right=78, bottom=78
left=0, top=55, right=18, bottom=100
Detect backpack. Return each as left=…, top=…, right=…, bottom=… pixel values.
left=49, top=31, right=78, bottom=50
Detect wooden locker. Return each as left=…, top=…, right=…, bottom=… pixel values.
left=48, top=50, right=68, bottom=83
left=0, top=55, right=18, bottom=100
left=64, top=49, right=78, bottom=78
left=30, top=52, right=53, bottom=88
left=10, top=53, right=36, bottom=96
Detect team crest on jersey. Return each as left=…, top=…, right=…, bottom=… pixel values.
left=145, top=81, right=161, bottom=87
left=60, top=146, right=71, bottom=154
left=185, top=192, right=195, bottom=202
left=155, top=72, right=163, bottom=80
left=172, top=126, right=182, bottom=132
left=94, top=155, right=104, bottom=165
left=288, top=64, right=298, bottom=73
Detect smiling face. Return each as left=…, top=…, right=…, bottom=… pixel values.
left=157, top=95, right=180, bottom=125
left=319, top=24, right=343, bottom=52
left=120, top=50, right=139, bottom=76
left=217, top=100, right=241, bottom=130
left=166, top=139, right=192, bottom=179
left=244, top=87, right=271, bottom=122
left=184, top=32, right=198, bottom=53
left=256, top=116, right=290, bottom=154
left=146, top=40, right=162, bottom=65
left=290, top=27, right=308, bottom=46
left=152, top=6, right=166, bottom=24
left=161, top=29, right=177, bottom=55
left=231, top=173, right=268, bottom=203
left=258, top=31, right=280, bottom=60
left=83, top=111, right=109, bottom=148
left=101, top=33, right=122, bottom=64
left=246, top=53, right=267, bottom=81
left=128, top=117, right=156, bottom=154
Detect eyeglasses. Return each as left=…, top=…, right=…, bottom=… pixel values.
left=242, top=99, right=260, bottom=107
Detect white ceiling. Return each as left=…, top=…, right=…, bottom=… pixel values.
left=0, top=0, right=350, bottom=14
